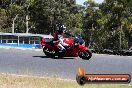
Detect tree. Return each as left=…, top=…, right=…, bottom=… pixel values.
left=83, top=0, right=101, bottom=48
left=0, top=8, right=9, bottom=32
left=28, top=0, right=79, bottom=34
left=100, top=0, right=132, bottom=49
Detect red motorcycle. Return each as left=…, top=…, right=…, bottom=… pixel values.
left=41, top=35, right=92, bottom=60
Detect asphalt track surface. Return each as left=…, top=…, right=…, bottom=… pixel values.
left=0, top=47, right=132, bottom=81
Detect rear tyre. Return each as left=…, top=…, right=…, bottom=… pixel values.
left=43, top=47, right=63, bottom=58
left=79, top=50, right=92, bottom=60
left=43, top=47, right=53, bottom=57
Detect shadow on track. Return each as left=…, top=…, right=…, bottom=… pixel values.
left=33, top=56, right=48, bottom=58
left=33, top=56, right=75, bottom=59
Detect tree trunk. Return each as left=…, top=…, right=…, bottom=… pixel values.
left=89, top=24, right=94, bottom=47
left=12, top=20, right=15, bottom=33
left=26, top=15, right=29, bottom=33
left=119, top=25, right=122, bottom=50
left=12, top=14, right=18, bottom=33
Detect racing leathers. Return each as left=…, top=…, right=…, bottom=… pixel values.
left=53, top=31, right=68, bottom=52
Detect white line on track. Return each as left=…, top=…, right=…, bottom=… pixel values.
left=94, top=53, right=132, bottom=58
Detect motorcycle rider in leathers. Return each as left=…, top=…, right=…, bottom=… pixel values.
left=52, top=24, right=69, bottom=53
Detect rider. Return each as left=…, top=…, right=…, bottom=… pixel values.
left=53, top=24, right=69, bottom=53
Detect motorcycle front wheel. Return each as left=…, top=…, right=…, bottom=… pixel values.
left=79, top=50, right=92, bottom=60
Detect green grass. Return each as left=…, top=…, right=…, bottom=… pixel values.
left=0, top=74, right=131, bottom=88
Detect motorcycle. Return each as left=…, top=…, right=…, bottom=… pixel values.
left=41, top=34, right=92, bottom=60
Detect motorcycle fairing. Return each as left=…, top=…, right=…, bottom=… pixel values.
left=78, top=44, right=89, bottom=51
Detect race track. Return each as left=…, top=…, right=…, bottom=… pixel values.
left=0, top=47, right=132, bottom=80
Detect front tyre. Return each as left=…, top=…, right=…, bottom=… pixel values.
left=79, top=50, right=92, bottom=60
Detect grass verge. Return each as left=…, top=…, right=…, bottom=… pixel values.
left=0, top=73, right=131, bottom=88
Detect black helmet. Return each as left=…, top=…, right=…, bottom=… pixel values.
left=57, top=24, right=66, bottom=33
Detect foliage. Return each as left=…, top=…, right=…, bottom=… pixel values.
left=83, top=0, right=132, bottom=50
left=0, top=0, right=131, bottom=50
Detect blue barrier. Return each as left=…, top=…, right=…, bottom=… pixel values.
left=0, top=43, right=41, bottom=48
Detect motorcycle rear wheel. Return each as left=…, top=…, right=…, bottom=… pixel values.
left=79, top=50, right=92, bottom=60
left=43, top=47, right=53, bottom=57
left=43, top=47, right=62, bottom=58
